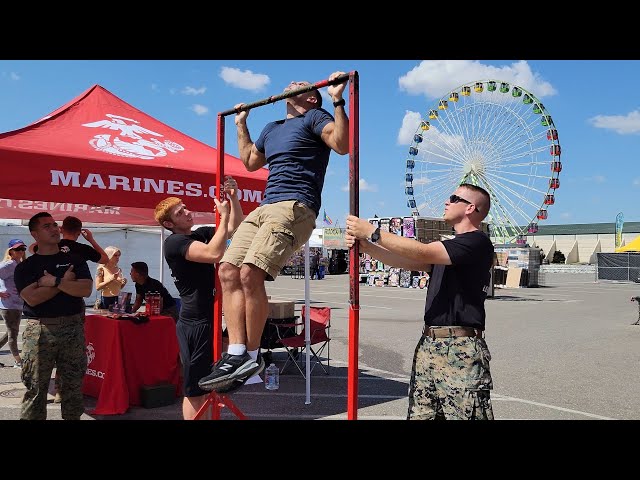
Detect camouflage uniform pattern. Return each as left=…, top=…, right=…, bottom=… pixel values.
left=20, top=314, right=87, bottom=420
left=407, top=332, right=494, bottom=420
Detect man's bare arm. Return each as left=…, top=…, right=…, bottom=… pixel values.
left=235, top=103, right=267, bottom=172
left=132, top=294, right=143, bottom=313
left=185, top=222, right=229, bottom=264
left=224, top=176, right=245, bottom=234
left=185, top=198, right=230, bottom=264
left=320, top=107, right=349, bottom=155
left=359, top=240, right=432, bottom=272
left=37, top=266, right=93, bottom=298
left=321, top=71, right=349, bottom=155
left=20, top=282, right=59, bottom=307
left=81, top=228, right=109, bottom=264
left=57, top=278, right=93, bottom=297
left=346, top=214, right=452, bottom=267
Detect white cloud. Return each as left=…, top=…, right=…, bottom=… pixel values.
left=589, top=110, right=640, bottom=135
left=397, top=111, right=466, bottom=156
left=2, top=72, right=21, bottom=80
left=151, top=83, right=160, bottom=92
left=182, top=86, right=206, bottom=96
left=341, top=178, right=378, bottom=192
left=413, top=177, right=432, bottom=185
left=219, top=67, right=270, bottom=92
left=190, top=104, right=209, bottom=116
left=398, top=111, right=422, bottom=145
left=582, top=175, right=606, bottom=183
left=633, top=178, right=640, bottom=186
left=398, top=60, right=556, bottom=99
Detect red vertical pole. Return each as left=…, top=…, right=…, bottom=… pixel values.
left=204, top=116, right=245, bottom=420
left=214, top=114, right=225, bottom=363
left=347, top=71, right=360, bottom=420
left=212, top=113, right=225, bottom=419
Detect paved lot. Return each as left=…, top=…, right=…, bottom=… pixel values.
left=1, top=272, right=639, bottom=420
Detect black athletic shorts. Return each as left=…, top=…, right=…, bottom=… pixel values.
left=176, top=318, right=213, bottom=397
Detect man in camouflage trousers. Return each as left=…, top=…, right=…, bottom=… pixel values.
left=14, top=212, right=93, bottom=420
left=346, top=184, right=495, bottom=420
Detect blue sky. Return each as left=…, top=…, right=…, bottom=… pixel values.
left=1, top=60, right=638, bottom=229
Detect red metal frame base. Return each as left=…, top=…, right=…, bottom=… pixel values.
left=193, top=392, right=248, bottom=420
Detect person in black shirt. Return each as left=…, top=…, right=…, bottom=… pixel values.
left=49, top=216, right=108, bottom=403
left=28, top=215, right=108, bottom=265
left=60, top=216, right=109, bottom=264
left=14, top=212, right=93, bottom=420
left=345, top=183, right=495, bottom=420
left=130, top=261, right=178, bottom=321
left=154, top=176, right=244, bottom=420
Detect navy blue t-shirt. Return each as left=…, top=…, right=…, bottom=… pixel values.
left=255, top=108, right=334, bottom=216
left=423, top=230, right=494, bottom=329
left=164, top=226, right=215, bottom=323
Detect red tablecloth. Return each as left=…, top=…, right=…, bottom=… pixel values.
left=82, top=314, right=181, bottom=415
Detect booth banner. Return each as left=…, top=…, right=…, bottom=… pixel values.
left=615, top=212, right=624, bottom=249
left=0, top=198, right=218, bottom=226
left=323, top=227, right=346, bottom=249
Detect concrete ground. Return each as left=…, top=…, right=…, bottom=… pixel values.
left=1, top=272, right=639, bottom=420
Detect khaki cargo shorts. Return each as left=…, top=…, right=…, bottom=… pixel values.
left=221, top=200, right=317, bottom=281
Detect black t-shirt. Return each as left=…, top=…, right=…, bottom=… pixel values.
left=14, top=252, right=92, bottom=318
left=423, top=230, right=494, bottom=329
left=135, top=276, right=176, bottom=309
left=59, top=239, right=101, bottom=263
left=35, top=239, right=101, bottom=264
left=164, top=226, right=215, bottom=322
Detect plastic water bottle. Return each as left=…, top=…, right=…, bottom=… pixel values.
left=265, top=363, right=279, bottom=390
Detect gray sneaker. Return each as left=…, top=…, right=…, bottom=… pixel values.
left=198, top=352, right=265, bottom=392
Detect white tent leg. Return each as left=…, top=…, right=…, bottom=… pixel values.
left=160, top=228, right=165, bottom=283
left=304, top=241, right=310, bottom=405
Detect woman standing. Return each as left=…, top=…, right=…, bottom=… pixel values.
left=95, top=246, right=127, bottom=311
left=0, top=239, right=28, bottom=368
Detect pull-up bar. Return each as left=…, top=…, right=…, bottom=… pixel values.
left=209, top=71, right=360, bottom=420
left=219, top=73, right=351, bottom=117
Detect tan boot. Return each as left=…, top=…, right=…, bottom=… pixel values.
left=54, top=392, right=62, bottom=404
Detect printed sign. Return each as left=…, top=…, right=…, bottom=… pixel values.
left=323, top=227, right=346, bottom=249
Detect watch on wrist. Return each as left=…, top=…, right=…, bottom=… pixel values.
left=333, top=98, right=346, bottom=108
left=54, top=277, right=61, bottom=288
left=369, top=226, right=381, bottom=244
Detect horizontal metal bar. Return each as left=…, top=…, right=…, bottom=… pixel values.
left=219, top=72, right=351, bottom=117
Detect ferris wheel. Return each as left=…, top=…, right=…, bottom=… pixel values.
left=404, top=79, right=562, bottom=244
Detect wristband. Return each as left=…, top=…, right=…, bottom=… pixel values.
left=333, top=98, right=346, bottom=108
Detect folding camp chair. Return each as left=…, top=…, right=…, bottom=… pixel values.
left=276, top=306, right=331, bottom=378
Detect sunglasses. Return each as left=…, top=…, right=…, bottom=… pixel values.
left=11, top=247, right=26, bottom=252
left=449, top=194, right=480, bottom=213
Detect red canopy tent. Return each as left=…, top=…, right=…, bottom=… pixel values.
left=0, top=84, right=268, bottom=225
